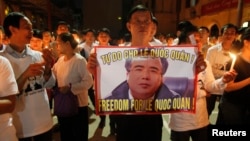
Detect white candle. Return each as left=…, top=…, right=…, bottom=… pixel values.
left=189, top=34, right=197, bottom=45
left=229, top=53, right=236, bottom=71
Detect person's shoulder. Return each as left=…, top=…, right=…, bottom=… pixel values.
left=26, top=46, right=42, bottom=57
left=80, top=42, right=87, bottom=47
left=207, top=43, right=221, bottom=52
left=0, top=44, right=6, bottom=52
left=50, top=41, right=56, bottom=45
left=150, top=38, right=163, bottom=46
left=75, top=53, right=83, bottom=58
left=55, top=55, right=64, bottom=63
left=156, top=83, right=181, bottom=99
left=105, top=81, right=129, bottom=99
left=0, top=55, right=8, bottom=62
left=0, top=55, right=12, bottom=70
left=75, top=53, right=87, bottom=62
left=0, top=44, right=8, bottom=55
left=27, top=49, right=43, bottom=61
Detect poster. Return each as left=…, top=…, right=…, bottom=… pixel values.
left=95, top=46, right=198, bottom=115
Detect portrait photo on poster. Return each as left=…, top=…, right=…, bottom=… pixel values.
left=95, top=46, right=198, bottom=115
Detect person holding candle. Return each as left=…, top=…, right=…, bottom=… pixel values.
left=169, top=22, right=236, bottom=141
left=205, top=23, right=238, bottom=121
left=229, top=53, right=236, bottom=71
left=216, top=27, right=250, bottom=126
left=1, top=12, right=55, bottom=141
left=42, top=29, right=54, bottom=49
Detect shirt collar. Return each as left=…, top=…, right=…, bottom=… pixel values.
left=128, top=89, right=155, bottom=100
left=5, top=44, right=33, bottom=58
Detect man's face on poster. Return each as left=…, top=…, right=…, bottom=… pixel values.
left=127, top=57, right=163, bottom=99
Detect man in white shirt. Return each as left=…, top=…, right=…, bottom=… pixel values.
left=0, top=56, right=19, bottom=141
left=1, top=12, right=55, bottom=141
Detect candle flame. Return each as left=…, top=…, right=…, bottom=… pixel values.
left=76, top=38, right=80, bottom=43
left=229, top=53, right=236, bottom=60
left=229, top=53, right=236, bottom=71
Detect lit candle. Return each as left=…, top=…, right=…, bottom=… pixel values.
left=76, top=38, right=80, bottom=43
left=229, top=53, right=236, bottom=71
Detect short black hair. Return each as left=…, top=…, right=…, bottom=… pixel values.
left=33, top=29, right=43, bottom=39
left=199, top=26, right=210, bottom=33
left=241, top=27, right=250, bottom=41
left=152, top=16, right=158, bottom=26
left=82, top=28, right=96, bottom=35
left=58, top=32, right=78, bottom=49
left=127, top=4, right=153, bottom=22
left=238, top=27, right=247, bottom=34
left=3, top=12, right=26, bottom=37
left=71, top=29, right=79, bottom=35
left=220, top=23, right=238, bottom=35
left=97, top=27, right=110, bottom=36
left=166, top=33, right=176, bottom=39
left=177, top=21, right=193, bottom=31
left=178, top=24, right=198, bottom=44
left=56, top=21, right=70, bottom=30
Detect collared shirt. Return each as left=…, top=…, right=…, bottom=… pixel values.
left=128, top=89, right=155, bottom=112
left=5, top=45, right=28, bottom=58
left=78, top=42, right=97, bottom=59
left=4, top=45, right=43, bottom=65
left=0, top=44, right=54, bottom=138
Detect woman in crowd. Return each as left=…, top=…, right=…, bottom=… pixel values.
left=216, top=27, right=250, bottom=126
left=52, top=32, right=93, bottom=141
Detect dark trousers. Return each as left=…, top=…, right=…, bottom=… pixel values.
left=206, top=94, right=221, bottom=117
left=88, top=86, right=95, bottom=107
left=109, top=115, right=117, bottom=134
left=19, top=129, right=52, bottom=141
left=216, top=97, right=248, bottom=125
left=58, top=106, right=89, bottom=141
left=170, top=126, right=208, bottom=141
left=99, top=115, right=117, bottom=134
left=115, top=115, right=162, bottom=141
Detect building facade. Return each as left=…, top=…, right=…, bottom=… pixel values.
left=178, top=0, right=250, bottom=34
left=1, top=0, right=250, bottom=38
left=0, top=0, right=76, bottom=31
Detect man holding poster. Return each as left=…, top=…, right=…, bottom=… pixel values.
left=87, top=4, right=205, bottom=141
left=87, top=5, right=167, bottom=141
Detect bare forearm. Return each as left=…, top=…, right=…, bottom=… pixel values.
left=0, top=95, right=16, bottom=114
left=225, top=78, right=250, bottom=92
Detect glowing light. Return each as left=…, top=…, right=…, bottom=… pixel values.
left=76, top=38, right=80, bottom=43
left=229, top=53, right=236, bottom=71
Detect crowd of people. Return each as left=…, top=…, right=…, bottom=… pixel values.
left=0, top=3, right=249, bottom=141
